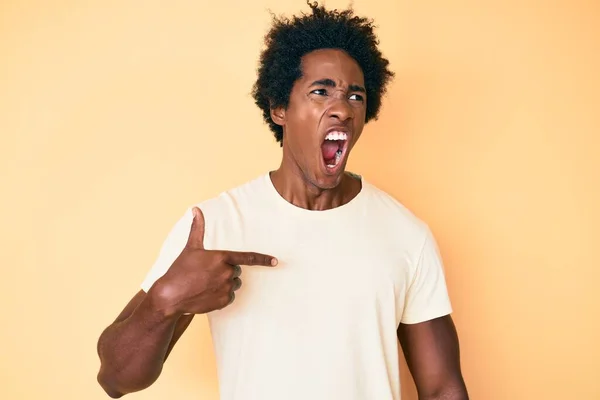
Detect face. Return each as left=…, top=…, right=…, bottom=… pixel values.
left=271, top=48, right=367, bottom=190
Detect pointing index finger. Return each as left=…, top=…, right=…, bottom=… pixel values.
left=223, top=251, right=278, bottom=267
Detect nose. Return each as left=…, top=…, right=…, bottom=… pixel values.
left=327, top=96, right=353, bottom=122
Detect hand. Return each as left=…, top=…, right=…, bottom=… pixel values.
left=150, top=207, right=278, bottom=317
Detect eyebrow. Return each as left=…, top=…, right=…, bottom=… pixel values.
left=310, top=78, right=366, bottom=93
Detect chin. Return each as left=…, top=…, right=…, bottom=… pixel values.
left=313, top=177, right=343, bottom=190
left=312, top=161, right=348, bottom=189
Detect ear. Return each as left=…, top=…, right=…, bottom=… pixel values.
left=270, top=105, right=286, bottom=126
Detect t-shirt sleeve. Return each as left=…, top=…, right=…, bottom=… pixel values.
left=140, top=208, right=194, bottom=293
left=400, top=226, right=453, bottom=324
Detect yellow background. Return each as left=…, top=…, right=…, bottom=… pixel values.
left=1, top=1, right=599, bottom=399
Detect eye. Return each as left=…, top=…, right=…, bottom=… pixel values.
left=349, top=93, right=364, bottom=102
left=311, top=89, right=327, bottom=96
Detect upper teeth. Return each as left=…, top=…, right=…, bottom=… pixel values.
left=325, top=131, right=348, bottom=141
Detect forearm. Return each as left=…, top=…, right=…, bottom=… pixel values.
left=419, top=383, right=469, bottom=400
left=96, top=292, right=179, bottom=398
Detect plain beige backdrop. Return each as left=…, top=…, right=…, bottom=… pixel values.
left=1, top=0, right=599, bottom=399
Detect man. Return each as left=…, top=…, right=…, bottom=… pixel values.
left=96, top=2, right=469, bottom=399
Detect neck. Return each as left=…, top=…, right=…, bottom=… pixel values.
left=269, top=159, right=361, bottom=211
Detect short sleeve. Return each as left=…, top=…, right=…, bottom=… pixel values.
left=400, top=227, right=453, bottom=324
left=140, top=208, right=194, bottom=293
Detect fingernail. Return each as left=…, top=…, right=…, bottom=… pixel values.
left=271, top=258, right=278, bottom=266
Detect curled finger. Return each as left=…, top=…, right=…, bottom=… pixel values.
left=227, top=291, right=236, bottom=306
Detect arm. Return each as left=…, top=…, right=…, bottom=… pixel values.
left=397, top=315, right=468, bottom=400
left=96, top=207, right=277, bottom=398
left=96, top=287, right=194, bottom=398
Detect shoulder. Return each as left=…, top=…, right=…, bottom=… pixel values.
left=193, top=173, right=269, bottom=214
left=355, top=177, right=436, bottom=261
left=184, top=173, right=269, bottom=234
left=360, top=178, right=429, bottom=233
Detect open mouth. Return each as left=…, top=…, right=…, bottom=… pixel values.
left=320, top=131, right=348, bottom=170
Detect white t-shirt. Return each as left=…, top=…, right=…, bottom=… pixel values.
left=141, top=172, right=453, bottom=400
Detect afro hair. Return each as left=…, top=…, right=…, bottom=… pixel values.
left=251, top=1, right=395, bottom=146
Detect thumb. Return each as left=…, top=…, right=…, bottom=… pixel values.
left=186, top=207, right=205, bottom=249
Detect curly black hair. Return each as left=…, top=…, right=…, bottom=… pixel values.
left=251, top=1, right=395, bottom=146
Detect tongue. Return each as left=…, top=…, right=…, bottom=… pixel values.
left=321, top=141, right=339, bottom=160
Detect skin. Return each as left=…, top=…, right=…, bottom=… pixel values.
left=398, top=317, right=468, bottom=399
left=96, top=48, right=468, bottom=399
